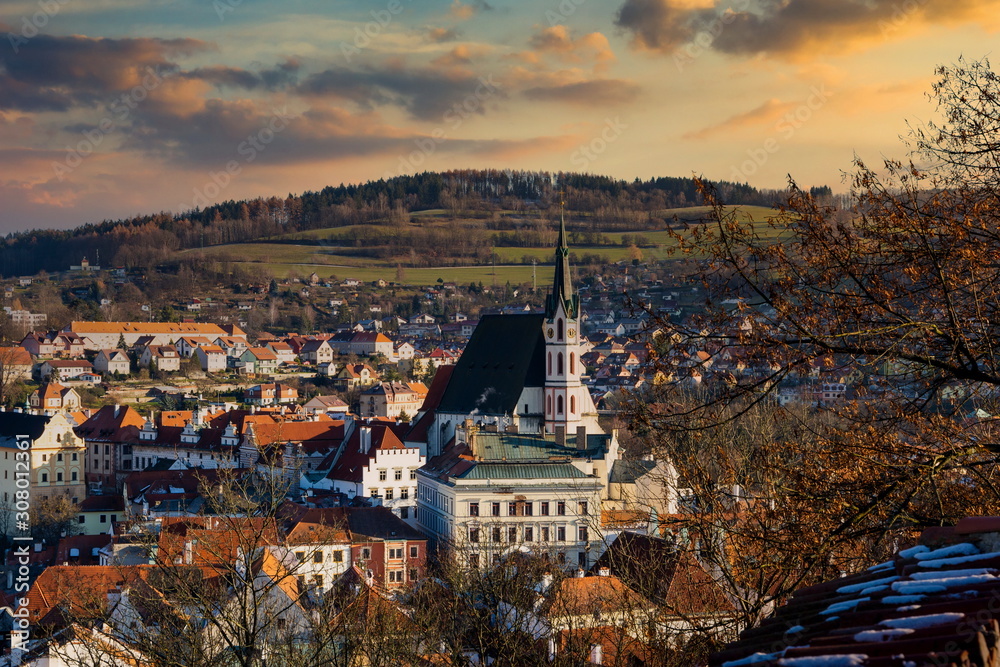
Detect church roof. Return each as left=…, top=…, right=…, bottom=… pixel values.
left=436, top=313, right=545, bottom=416
left=545, top=210, right=579, bottom=320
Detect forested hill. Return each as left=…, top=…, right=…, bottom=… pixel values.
left=0, top=170, right=805, bottom=278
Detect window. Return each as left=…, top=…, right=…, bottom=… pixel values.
left=333, top=551, right=343, bottom=562
left=578, top=501, right=588, bottom=516
left=313, top=551, right=323, bottom=563
left=491, top=502, right=500, bottom=517
left=400, top=487, right=409, bottom=499
left=542, top=527, right=550, bottom=541
left=523, top=502, right=533, bottom=516
left=469, top=527, right=480, bottom=543
left=389, top=547, right=403, bottom=559
left=100, top=514, right=107, bottom=523
left=578, top=526, right=589, bottom=542
left=557, top=318, right=564, bottom=340
left=72, top=453, right=77, bottom=461
left=104, top=461, right=109, bottom=470
left=379, top=470, right=387, bottom=481
left=93, top=445, right=98, bottom=454
left=389, top=570, right=403, bottom=583
left=547, top=352, right=552, bottom=375
left=314, top=574, right=324, bottom=587
left=105, top=445, right=109, bottom=455
left=469, top=553, right=480, bottom=568
left=41, top=473, right=48, bottom=482
left=72, top=472, right=77, bottom=481
left=570, top=353, right=575, bottom=375
left=361, top=547, right=371, bottom=560
left=57, top=453, right=62, bottom=462
left=394, top=469, right=402, bottom=481
left=410, top=545, right=418, bottom=558
left=557, top=395, right=564, bottom=414
left=57, top=472, right=63, bottom=482
left=571, top=396, right=576, bottom=414
left=557, top=501, right=566, bottom=516
left=541, top=502, right=550, bottom=516
left=400, top=507, right=409, bottom=519
left=508, top=526, right=517, bottom=542
left=508, top=502, right=517, bottom=516
left=557, top=552, right=566, bottom=564
left=370, top=488, right=379, bottom=497
left=79, top=516, right=85, bottom=524
left=492, top=527, right=502, bottom=543
left=557, top=352, right=564, bottom=375
left=295, top=551, right=305, bottom=562
left=557, top=526, right=566, bottom=542
left=384, top=488, right=393, bottom=500
left=42, top=454, right=47, bottom=463
left=410, top=469, right=417, bottom=480
left=409, top=568, right=418, bottom=581
left=525, top=527, right=534, bottom=542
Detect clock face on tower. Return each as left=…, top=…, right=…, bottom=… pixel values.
left=567, top=328, right=576, bottom=338
left=547, top=327, right=555, bottom=339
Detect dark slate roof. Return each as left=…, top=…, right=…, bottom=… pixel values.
left=609, top=459, right=658, bottom=485
left=711, top=517, right=1000, bottom=667
left=0, top=412, right=50, bottom=442
left=344, top=506, right=426, bottom=542
left=436, top=313, right=545, bottom=416
left=457, top=463, right=590, bottom=480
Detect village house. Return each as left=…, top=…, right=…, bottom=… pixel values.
left=245, top=382, right=299, bottom=406
left=299, top=338, right=334, bottom=365
left=335, top=363, right=378, bottom=390
left=29, top=382, right=82, bottom=414
left=350, top=331, right=394, bottom=358
left=176, top=336, right=213, bottom=357
left=139, top=345, right=182, bottom=372
left=65, top=321, right=243, bottom=351
left=0, top=411, right=87, bottom=511
left=93, top=349, right=131, bottom=376
left=0, top=346, right=33, bottom=380
left=196, top=344, right=227, bottom=372
left=361, top=381, right=428, bottom=420
left=302, top=395, right=350, bottom=415
left=75, top=404, right=146, bottom=493
left=21, top=331, right=85, bottom=358
left=266, top=341, right=296, bottom=365
left=40, top=359, right=95, bottom=382
left=235, top=347, right=279, bottom=375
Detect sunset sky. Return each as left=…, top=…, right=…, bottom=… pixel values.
left=0, top=0, right=996, bottom=233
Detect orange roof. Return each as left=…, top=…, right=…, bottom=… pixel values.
left=159, top=411, right=193, bottom=427
left=541, top=575, right=653, bottom=618
left=251, top=421, right=346, bottom=448
left=68, top=321, right=229, bottom=335
left=0, top=346, right=32, bottom=365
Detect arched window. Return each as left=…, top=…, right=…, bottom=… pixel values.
left=557, top=395, right=564, bottom=414
left=557, top=353, right=564, bottom=375
left=547, top=395, right=552, bottom=416
left=547, top=352, right=552, bottom=376
left=570, top=396, right=576, bottom=414
left=569, top=353, right=575, bottom=375
left=557, top=318, right=564, bottom=341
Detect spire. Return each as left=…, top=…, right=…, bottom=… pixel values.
left=546, top=195, right=579, bottom=319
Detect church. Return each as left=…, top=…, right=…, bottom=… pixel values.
left=413, top=213, right=627, bottom=569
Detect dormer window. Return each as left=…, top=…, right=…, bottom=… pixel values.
left=557, top=318, right=564, bottom=341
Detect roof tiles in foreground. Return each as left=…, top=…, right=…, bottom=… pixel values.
left=711, top=517, right=1000, bottom=667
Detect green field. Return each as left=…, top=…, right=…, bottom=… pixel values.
left=179, top=205, right=782, bottom=285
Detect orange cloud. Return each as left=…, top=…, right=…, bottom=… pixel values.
left=683, top=98, right=798, bottom=140
left=528, top=25, right=616, bottom=72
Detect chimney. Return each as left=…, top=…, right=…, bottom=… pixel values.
left=575, top=568, right=585, bottom=578
left=359, top=426, right=372, bottom=453
left=598, top=567, right=610, bottom=577
left=555, top=425, right=566, bottom=448
left=576, top=426, right=587, bottom=450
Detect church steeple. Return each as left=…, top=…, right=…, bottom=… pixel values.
left=546, top=201, right=579, bottom=320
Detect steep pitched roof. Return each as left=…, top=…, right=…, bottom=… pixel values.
left=436, top=313, right=545, bottom=415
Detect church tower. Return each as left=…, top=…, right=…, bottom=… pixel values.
left=543, top=206, right=586, bottom=435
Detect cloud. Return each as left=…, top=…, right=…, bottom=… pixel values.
left=182, top=60, right=301, bottom=91
left=528, top=26, right=616, bottom=71
left=614, top=0, right=1000, bottom=59
left=431, top=45, right=490, bottom=68
left=0, top=33, right=209, bottom=111
left=683, top=98, right=797, bottom=139
left=449, top=0, right=493, bottom=20
left=523, top=79, right=641, bottom=106
left=425, top=26, right=461, bottom=43
left=298, top=63, right=504, bottom=121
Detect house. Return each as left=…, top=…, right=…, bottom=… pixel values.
left=176, top=336, right=213, bottom=358
left=40, top=359, right=94, bottom=382
left=410, top=313, right=436, bottom=325
left=74, top=404, right=146, bottom=492
left=361, top=382, right=428, bottom=420
left=236, top=347, right=279, bottom=376
left=0, top=411, right=87, bottom=512
left=214, top=336, right=248, bottom=360
left=94, top=349, right=131, bottom=376
left=0, top=346, right=33, bottom=380
left=29, top=382, right=82, bottom=414
left=245, top=382, right=299, bottom=406
left=325, top=422, right=424, bottom=525
left=303, top=395, right=350, bottom=415
left=299, top=339, right=334, bottom=365
left=266, top=341, right=296, bottom=365
left=343, top=506, right=428, bottom=589
left=21, top=331, right=85, bottom=358
left=349, top=332, right=394, bottom=358
left=193, top=345, right=226, bottom=373
left=335, top=363, right=378, bottom=390
left=139, top=345, right=181, bottom=372
left=76, top=494, right=126, bottom=535
left=393, top=342, right=415, bottom=362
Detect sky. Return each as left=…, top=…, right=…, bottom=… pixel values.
left=0, top=0, right=996, bottom=233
